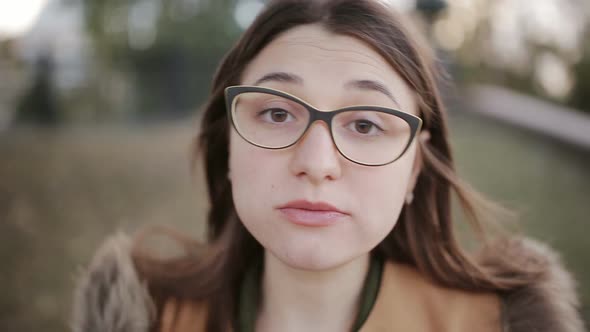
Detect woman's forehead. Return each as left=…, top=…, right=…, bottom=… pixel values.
left=240, top=24, right=418, bottom=114
left=243, top=25, right=393, bottom=81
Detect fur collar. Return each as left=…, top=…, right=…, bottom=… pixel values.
left=71, top=233, right=155, bottom=332
left=478, top=239, right=586, bottom=332
left=71, top=234, right=586, bottom=332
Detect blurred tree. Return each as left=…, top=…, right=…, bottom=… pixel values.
left=79, top=0, right=241, bottom=120
left=14, top=54, right=62, bottom=126
left=416, top=0, right=446, bottom=21
left=570, top=43, right=590, bottom=113
left=132, top=0, right=241, bottom=118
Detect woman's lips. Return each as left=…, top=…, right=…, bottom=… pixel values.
left=279, top=208, right=347, bottom=227
left=277, top=200, right=349, bottom=227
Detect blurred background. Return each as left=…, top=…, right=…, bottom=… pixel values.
left=0, top=0, right=588, bottom=330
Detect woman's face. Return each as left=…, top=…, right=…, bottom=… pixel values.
left=229, top=24, right=422, bottom=270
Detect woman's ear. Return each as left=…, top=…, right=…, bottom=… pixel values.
left=405, top=131, right=430, bottom=203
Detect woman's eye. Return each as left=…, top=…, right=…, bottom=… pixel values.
left=260, top=108, right=294, bottom=123
left=350, top=119, right=382, bottom=135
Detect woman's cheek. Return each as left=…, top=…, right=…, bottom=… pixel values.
left=354, top=164, right=412, bottom=236
left=230, top=135, right=281, bottom=220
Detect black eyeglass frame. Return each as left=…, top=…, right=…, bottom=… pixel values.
left=225, top=85, right=423, bottom=166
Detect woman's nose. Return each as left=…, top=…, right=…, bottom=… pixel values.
left=288, top=121, right=342, bottom=184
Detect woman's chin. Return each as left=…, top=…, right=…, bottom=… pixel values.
left=267, top=246, right=357, bottom=272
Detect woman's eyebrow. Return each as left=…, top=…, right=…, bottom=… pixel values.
left=345, top=79, right=399, bottom=106
left=253, top=72, right=304, bottom=85
left=252, top=73, right=399, bottom=106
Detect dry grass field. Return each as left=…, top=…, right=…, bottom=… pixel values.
left=0, top=122, right=208, bottom=331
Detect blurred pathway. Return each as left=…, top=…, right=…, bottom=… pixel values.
left=464, top=84, right=590, bottom=150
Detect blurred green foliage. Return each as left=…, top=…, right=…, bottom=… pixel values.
left=10, top=0, right=588, bottom=124
left=80, top=0, right=241, bottom=119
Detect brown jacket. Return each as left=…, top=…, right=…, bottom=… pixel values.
left=71, top=233, right=586, bottom=332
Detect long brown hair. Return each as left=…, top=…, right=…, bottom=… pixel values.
left=132, top=0, right=541, bottom=331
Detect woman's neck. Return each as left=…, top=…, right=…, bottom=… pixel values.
left=256, top=252, right=370, bottom=332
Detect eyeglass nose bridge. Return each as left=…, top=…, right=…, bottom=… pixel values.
left=294, top=104, right=339, bottom=147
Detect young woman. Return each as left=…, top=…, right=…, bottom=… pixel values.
left=72, top=1, right=585, bottom=331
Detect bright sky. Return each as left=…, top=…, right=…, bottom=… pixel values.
left=0, top=0, right=49, bottom=39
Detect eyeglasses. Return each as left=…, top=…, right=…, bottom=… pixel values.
left=225, top=85, right=422, bottom=166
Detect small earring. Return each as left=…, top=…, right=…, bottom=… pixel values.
left=405, top=192, right=414, bottom=205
